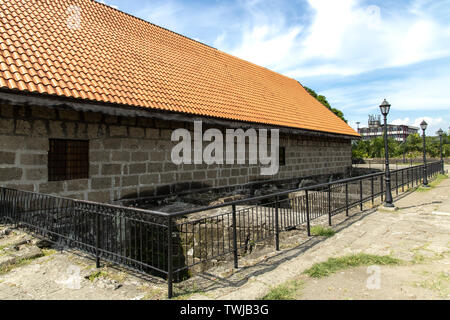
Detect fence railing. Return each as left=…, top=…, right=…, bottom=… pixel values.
left=353, top=157, right=449, bottom=169
left=0, top=161, right=444, bottom=298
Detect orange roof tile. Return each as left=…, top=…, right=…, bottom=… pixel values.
left=0, top=0, right=359, bottom=137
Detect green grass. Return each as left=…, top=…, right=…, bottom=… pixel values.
left=0, top=255, right=44, bottom=275
left=172, top=282, right=207, bottom=300
left=87, top=270, right=108, bottom=282
left=417, top=174, right=448, bottom=192
left=0, top=245, right=8, bottom=256
left=303, top=253, right=403, bottom=278
left=261, top=279, right=304, bottom=300
left=42, top=248, right=57, bottom=256
left=310, top=226, right=335, bottom=237
left=415, top=272, right=450, bottom=298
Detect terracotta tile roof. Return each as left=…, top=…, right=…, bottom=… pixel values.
left=0, top=0, right=359, bottom=137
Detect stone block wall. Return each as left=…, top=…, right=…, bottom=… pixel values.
left=0, top=103, right=352, bottom=203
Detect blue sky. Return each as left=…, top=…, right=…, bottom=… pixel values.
left=99, top=0, right=450, bottom=135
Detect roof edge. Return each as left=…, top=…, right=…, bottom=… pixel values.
left=0, top=88, right=360, bottom=140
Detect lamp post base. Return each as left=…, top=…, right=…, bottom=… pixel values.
left=383, top=203, right=398, bottom=211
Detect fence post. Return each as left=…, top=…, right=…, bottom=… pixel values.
left=407, top=169, right=409, bottom=189
left=402, top=170, right=404, bottom=192
left=345, top=183, right=349, bottom=217
left=305, top=190, right=311, bottom=236
left=359, top=180, right=363, bottom=211
left=371, top=176, right=374, bottom=206
left=275, top=196, right=280, bottom=251
left=232, top=204, right=238, bottom=268
left=395, top=171, right=398, bottom=196
left=167, top=215, right=173, bottom=299
left=328, top=185, right=332, bottom=226
left=95, top=213, right=100, bottom=268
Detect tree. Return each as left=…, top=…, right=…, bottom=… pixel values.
left=351, top=132, right=450, bottom=160
left=303, top=86, right=348, bottom=123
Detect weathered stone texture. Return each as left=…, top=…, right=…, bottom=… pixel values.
left=0, top=104, right=352, bottom=203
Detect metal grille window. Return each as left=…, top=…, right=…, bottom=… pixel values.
left=48, top=139, right=89, bottom=181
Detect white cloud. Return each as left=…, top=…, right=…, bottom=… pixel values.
left=391, top=118, right=411, bottom=126
left=285, top=0, right=450, bottom=77
left=386, top=117, right=445, bottom=135
left=210, top=0, right=450, bottom=78
left=227, top=25, right=303, bottom=68
left=127, top=0, right=450, bottom=130
left=131, top=0, right=450, bottom=78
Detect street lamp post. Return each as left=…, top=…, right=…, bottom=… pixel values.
left=420, top=120, right=429, bottom=187
left=379, top=99, right=394, bottom=207
left=437, top=128, right=444, bottom=175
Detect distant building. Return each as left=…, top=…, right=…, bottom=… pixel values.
left=358, top=115, right=419, bottom=142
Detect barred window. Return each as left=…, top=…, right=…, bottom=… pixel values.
left=48, top=139, right=89, bottom=181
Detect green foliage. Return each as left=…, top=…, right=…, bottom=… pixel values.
left=303, top=254, right=403, bottom=278
left=304, top=86, right=347, bottom=123
left=261, top=279, right=304, bottom=300
left=416, top=174, right=448, bottom=192
left=88, top=270, right=108, bottom=281
left=310, top=226, right=335, bottom=237
left=352, top=132, right=449, bottom=160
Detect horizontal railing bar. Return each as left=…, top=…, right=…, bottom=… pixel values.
left=168, top=162, right=439, bottom=217
left=0, top=187, right=169, bottom=217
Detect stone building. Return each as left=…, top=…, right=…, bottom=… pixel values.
left=0, top=0, right=359, bottom=204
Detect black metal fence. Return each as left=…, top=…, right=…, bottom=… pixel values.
left=0, top=161, right=444, bottom=298
left=354, top=157, right=450, bottom=168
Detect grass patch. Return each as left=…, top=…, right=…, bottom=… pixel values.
left=173, top=282, right=207, bottom=300
left=42, top=249, right=57, bottom=256
left=87, top=270, right=108, bottom=282
left=141, top=287, right=165, bottom=300
left=0, top=245, right=8, bottom=256
left=304, top=253, right=403, bottom=278
left=417, top=174, right=448, bottom=192
left=0, top=255, right=44, bottom=275
left=415, top=272, right=450, bottom=298
left=310, top=226, right=335, bottom=237
left=261, top=279, right=304, bottom=300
